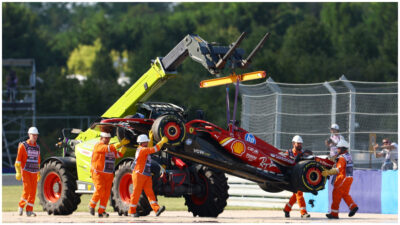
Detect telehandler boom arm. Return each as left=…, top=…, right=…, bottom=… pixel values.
left=102, top=32, right=269, bottom=118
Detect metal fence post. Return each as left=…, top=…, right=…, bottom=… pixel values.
left=267, top=77, right=282, bottom=149
left=323, top=81, right=337, bottom=126
left=340, top=75, right=356, bottom=152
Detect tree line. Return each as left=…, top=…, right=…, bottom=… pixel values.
left=2, top=2, right=397, bottom=151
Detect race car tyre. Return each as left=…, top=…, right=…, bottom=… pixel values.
left=151, top=114, right=186, bottom=146
left=291, top=160, right=326, bottom=193
left=184, top=166, right=229, bottom=217
left=110, top=160, right=152, bottom=216
left=258, top=182, right=284, bottom=193
left=38, top=160, right=81, bottom=215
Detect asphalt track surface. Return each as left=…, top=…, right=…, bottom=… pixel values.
left=2, top=210, right=397, bottom=223
left=2, top=175, right=397, bottom=223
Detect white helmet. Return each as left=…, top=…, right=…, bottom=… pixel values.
left=28, top=127, right=39, bottom=134
left=137, top=134, right=150, bottom=143
left=292, top=135, right=303, bottom=143
left=100, top=132, right=111, bottom=138
left=330, top=123, right=339, bottom=130
left=336, top=139, right=349, bottom=148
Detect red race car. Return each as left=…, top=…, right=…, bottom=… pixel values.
left=94, top=101, right=334, bottom=217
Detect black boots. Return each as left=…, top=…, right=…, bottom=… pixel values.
left=349, top=206, right=358, bottom=217
left=156, top=206, right=166, bottom=217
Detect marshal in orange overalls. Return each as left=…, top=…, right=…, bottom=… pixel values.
left=128, top=143, right=162, bottom=215
left=16, top=140, right=41, bottom=214
left=89, top=142, right=124, bottom=215
left=329, top=152, right=358, bottom=218
left=283, top=147, right=309, bottom=217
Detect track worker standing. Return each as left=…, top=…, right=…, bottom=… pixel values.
left=326, top=123, right=346, bottom=160
left=15, top=127, right=41, bottom=217
left=283, top=135, right=311, bottom=218
left=322, top=139, right=358, bottom=219
left=89, top=131, right=130, bottom=217
left=128, top=131, right=168, bottom=217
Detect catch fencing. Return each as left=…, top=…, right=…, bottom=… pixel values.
left=227, top=175, right=292, bottom=209
left=240, top=76, right=398, bottom=168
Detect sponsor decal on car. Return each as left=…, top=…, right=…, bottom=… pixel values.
left=193, top=148, right=211, bottom=157
left=259, top=156, right=277, bottom=170
left=231, top=141, right=245, bottom=156
left=220, top=137, right=234, bottom=146
left=247, top=146, right=259, bottom=154
left=245, top=153, right=257, bottom=161
left=315, top=157, right=333, bottom=167
left=270, top=153, right=294, bottom=164
left=245, top=133, right=256, bottom=144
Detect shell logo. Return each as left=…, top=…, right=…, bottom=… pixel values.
left=232, top=141, right=245, bottom=156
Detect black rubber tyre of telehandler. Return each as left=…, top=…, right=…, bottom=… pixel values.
left=151, top=114, right=186, bottom=146
left=38, top=160, right=81, bottom=215
left=291, top=160, right=326, bottom=193
left=184, top=166, right=229, bottom=217
left=110, top=160, right=152, bottom=216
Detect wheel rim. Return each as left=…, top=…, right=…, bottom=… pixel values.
left=163, top=122, right=181, bottom=141
left=191, top=174, right=209, bottom=205
left=119, top=173, right=132, bottom=203
left=43, top=172, right=62, bottom=203
left=306, top=167, right=322, bottom=186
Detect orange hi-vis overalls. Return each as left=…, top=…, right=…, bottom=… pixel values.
left=330, top=152, right=358, bottom=217
left=284, top=147, right=308, bottom=215
left=89, top=142, right=124, bottom=214
left=16, top=140, right=41, bottom=212
left=128, top=143, right=163, bottom=215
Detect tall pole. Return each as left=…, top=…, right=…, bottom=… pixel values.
left=267, top=77, right=282, bottom=149
left=323, top=81, right=337, bottom=127
left=340, top=75, right=356, bottom=152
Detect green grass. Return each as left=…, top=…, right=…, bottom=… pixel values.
left=3, top=185, right=269, bottom=212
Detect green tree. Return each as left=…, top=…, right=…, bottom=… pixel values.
left=91, top=47, right=119, bottom=81
left=277, top=15, right=334, bottom=82
left=67, top=39, right=102, bottom=76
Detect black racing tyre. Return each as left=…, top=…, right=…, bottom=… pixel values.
left=110, top=160, right=152, bottom=216
left=38, top=160, right=81, bottom=215
left=258, top=182, right=284, bottom=193
left=184, top=166, right=229, bottom=217
left=151, top=114, right=186, bottom=146
left=291, top=160, right=326, bottom=193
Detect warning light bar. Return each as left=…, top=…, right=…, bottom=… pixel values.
left=200, top=71, right=266, bottom=88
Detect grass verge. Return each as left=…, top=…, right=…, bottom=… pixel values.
left=3, top=185, right=270, bottom=212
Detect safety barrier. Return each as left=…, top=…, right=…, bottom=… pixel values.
left=304, top=169, right=398, bottom=214
left=227, top=175, right=294, bottom=209
left=227, top=170, right=398, bottom=214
